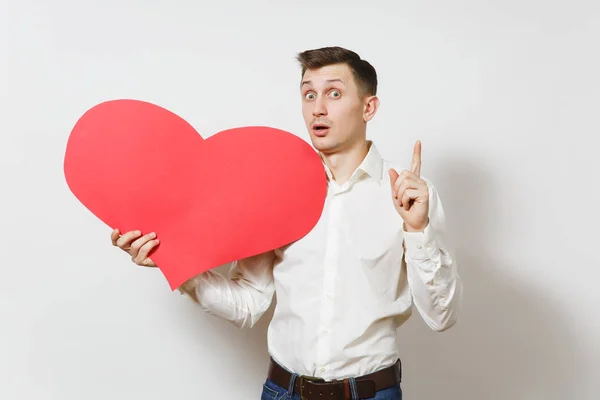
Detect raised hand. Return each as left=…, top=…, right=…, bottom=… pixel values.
left=111, top=229, right=159, bottom=267
left=388, top=140, right=430, bottom=232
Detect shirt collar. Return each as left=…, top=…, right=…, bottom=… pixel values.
left=321, top=141, right=383, bottom=184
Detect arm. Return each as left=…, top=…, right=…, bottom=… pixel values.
left=109, top=229, right=276, bottom=329
left=177, top=250, right=277, bottom=329
left=403, top=179, right=463, bottom=332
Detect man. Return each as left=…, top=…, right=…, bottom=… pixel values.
left=111, top=46, right=462, bottom=399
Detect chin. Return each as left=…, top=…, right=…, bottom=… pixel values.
left=310, top=136, right=340, bottom=153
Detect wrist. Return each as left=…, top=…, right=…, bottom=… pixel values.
left=178, top=279, right=199, bottom=303
left=403, top=219, right=428, bottom=232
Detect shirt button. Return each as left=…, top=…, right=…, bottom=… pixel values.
left=321, top=367, right=326, bottom=372
left=416, top=244, right=423, bottom=249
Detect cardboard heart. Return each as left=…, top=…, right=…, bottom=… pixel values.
left=63, top=99, right=327, bottom=289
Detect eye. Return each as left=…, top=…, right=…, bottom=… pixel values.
left=329, top=90, right=341, bottom=98
left=305, top=92, right=316, bottom=100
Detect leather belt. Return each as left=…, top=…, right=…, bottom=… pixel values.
left=267, top=357, right=401, bottom=400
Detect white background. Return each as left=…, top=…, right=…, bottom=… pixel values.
left=1, top=0, right=599, bottom=399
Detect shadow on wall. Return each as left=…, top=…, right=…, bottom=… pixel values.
left=167, top=156, right=589, bottom=399
left=396, top=156, right=586, bottom=399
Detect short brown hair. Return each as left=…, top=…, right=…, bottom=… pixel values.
left=296, top=46, right=378, bottom=97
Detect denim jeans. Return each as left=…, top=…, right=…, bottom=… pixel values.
left=260, top=377, right=402, bottom=400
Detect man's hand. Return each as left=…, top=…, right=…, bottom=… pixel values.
left=111, top=229, right=159, bottom=267
left=388, top=140, right=430, bottom=232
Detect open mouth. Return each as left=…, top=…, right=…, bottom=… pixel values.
left=312, top=124, right=330, bottom=136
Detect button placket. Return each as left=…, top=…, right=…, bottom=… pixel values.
left=315, top=192, right=342, bottom=377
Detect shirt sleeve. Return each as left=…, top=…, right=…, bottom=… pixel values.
left=178, top=250, right=277, bottom=329
left=402, top=177, right=463, bottom=332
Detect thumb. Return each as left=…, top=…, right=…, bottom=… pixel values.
left=388, top=168, right=399, bottom=185
left=388, top=168, right=399, bottom=197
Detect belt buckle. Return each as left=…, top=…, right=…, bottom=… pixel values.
left=298, top=374, right=325, bottom=400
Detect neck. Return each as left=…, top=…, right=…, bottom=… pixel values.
left=320, top=140, right=370, bottom=185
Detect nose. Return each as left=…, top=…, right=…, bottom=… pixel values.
left=312, top=98, right=327, bottom=117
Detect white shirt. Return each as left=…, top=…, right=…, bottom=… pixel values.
left=186, top=141, right=462, bottom=380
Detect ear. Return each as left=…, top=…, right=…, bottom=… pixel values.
left=363, top=95, right=380, bottom=122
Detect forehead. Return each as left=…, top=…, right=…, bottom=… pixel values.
left=301, top=63, right=355, bottom=88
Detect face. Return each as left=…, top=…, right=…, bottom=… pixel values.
left=300, top=63, right=378, bottom=154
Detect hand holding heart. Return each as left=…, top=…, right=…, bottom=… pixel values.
left=388, top=141, right=429, bottom=232
left=111, top=229, right=158, bottom=268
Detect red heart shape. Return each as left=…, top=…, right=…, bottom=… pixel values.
left=64, top=99, right=327, bottom=289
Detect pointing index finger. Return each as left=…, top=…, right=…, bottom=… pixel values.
left=411, top=140, right=422, bottom=176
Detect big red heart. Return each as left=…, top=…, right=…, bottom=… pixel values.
left=63, top=99, right=327, bottom=289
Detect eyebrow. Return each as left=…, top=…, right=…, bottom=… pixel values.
left=301, top=78, right=345, bottom=87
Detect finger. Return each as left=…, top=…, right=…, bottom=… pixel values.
left=130, top=232, right=157, bottom=256
left=116, top=230, right=142, bottom=249
left=397, top=176, right=428, bottom=196
left=411, top=140, right=422, bottom=177
left=143, top=258, right=156, bottom=267
left=110, top=229, right=120, bottom=246
left=393, top=170, right=422, bottom=191
left=401, top=189, right=420, bottom=210
left=393, top=170, right=408, bottom=198
left=134, top=238, right=160, bottom=266
left=398, top=178, right=426, bottom=208
left=397, top=177, right=419, bottom=197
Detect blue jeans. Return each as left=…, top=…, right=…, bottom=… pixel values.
left=260, top=377, right=402, bottom=400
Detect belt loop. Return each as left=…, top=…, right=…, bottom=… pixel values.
left=349, top=377, right=359, bottom=400
left=287, top=372, right=298, bottom=398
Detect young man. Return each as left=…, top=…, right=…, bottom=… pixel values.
left=111, top=47, right=462, bottom=400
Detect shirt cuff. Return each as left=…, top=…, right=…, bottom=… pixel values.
left=403, top=222, right=436, bottom=260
